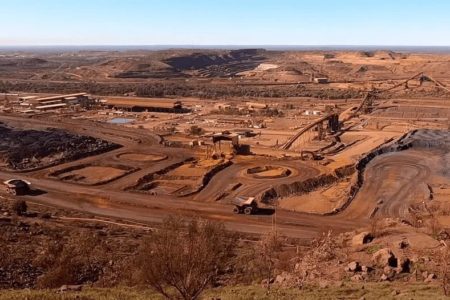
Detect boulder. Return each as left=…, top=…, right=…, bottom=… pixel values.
left=351, top=274, right=364, bottom=282
left=380, top=274, right=389, bottom=281
left=361, top=265, right=372, bottom=273
left=391, top=289, right=400, bottom=296
left=346, top=261, right=362, bottom=272
left=383, top=266, right=395, bottom=279
left=372, top=248, right=397, bottom=268
left=424, top=273, right=436, bottom=283
left=261, top=278, right=275, bottom=287
left=274, top=272, right=295, bottom=287
left=352, top=231, right=374, bottom=246
left=59, top=285, right=83, bottom=292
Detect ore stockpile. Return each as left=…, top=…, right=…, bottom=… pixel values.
left=0, top=124, right=120, bottom=171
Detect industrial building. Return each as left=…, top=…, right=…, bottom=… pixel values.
left=27, top=93, right=88, bottom=109
left=3, top=93, right=91, bottom=113
left=104, top=98, right=191, bottom=113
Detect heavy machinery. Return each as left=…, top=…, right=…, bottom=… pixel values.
left=2, top=179, right=32, bottom=195
left=232, top=196, right=258, bottom=215
left=300, top=150, right=324, bottom=161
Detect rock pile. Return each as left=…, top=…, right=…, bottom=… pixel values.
left=0, top=124, right=120, bottom=170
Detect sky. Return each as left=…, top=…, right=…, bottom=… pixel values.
left=1, top=0, right=450, bottom=46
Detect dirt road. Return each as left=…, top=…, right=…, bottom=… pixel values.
left=0, top=168, right=360, bottom=238
left=341, top=151, right=435, bottom=219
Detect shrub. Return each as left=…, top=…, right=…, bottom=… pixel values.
left=440, top=248, right=449, bottom=296
left=258, top=231, right=283, bottom=289
left=188, top=125, right=205, bottom=136
left=36, top=232, right=111, bottom=288
left=135, top=217, right=236, bottom=300
left=11, top=200, right=27, bottom=216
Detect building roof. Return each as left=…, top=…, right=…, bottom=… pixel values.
left=33, top=93, right=87, bottom=103
left=20, top=109, right=36, bottom=114
left=105, top=98, right=179, bottom=109
left=19, top=96, right=39, bottom=100
left=35, top=103, right=67, bottom=110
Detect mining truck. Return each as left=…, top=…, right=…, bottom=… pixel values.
left=3, top=179, right=32, bottom=196
left=232, top=196, right=258, bottom=215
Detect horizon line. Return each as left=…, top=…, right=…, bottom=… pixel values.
left=1, top=44, right=450, bottom=47
left=2, top=45, right=450, bottom=54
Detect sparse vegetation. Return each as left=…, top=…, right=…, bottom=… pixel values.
left=35, top=232, right=112, bottom=288
left=0, top=80, right=366, bottom=99
left=366, top=244, right=383, bottom=254
left=258, top=231, right=283, bottom=289
left=440, top=248, right=449, bottom=296
left=187, top=125, right=205, bottom=136
left=11, top=199, right=27, bottom=216
left=2, top=283, right=450, bottom=300
left=134, top=217, right=236, bottom=300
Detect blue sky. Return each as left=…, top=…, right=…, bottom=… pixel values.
left=1, top=0, right=449, bottom=46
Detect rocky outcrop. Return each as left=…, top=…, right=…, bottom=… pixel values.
left=260, top=165, right=355, bottom=204
left=352, top=232, right=374, bottom=246
left=371, top=248, right=397, bottom=268
left=261, top=129, right=450, bottom=212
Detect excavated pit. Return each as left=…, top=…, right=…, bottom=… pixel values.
left=260, top=129, right=450, bottom=213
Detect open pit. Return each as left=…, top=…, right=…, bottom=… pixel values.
left=246, top=165, right=292, bottom=179
left=0, top=47, right=449, bottom=245
left=117, top=153, right=167, bottom=162
left=0, top=123, right=120, bottom=171
left=49, top=164, right=136, bottom=185
left=267, top=129, right=450, bottom=216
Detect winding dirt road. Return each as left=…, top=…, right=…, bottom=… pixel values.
left=341, top=150, right=438, bottom=220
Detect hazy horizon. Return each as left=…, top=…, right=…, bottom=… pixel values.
left=2, top=45, right=450, bottom=54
